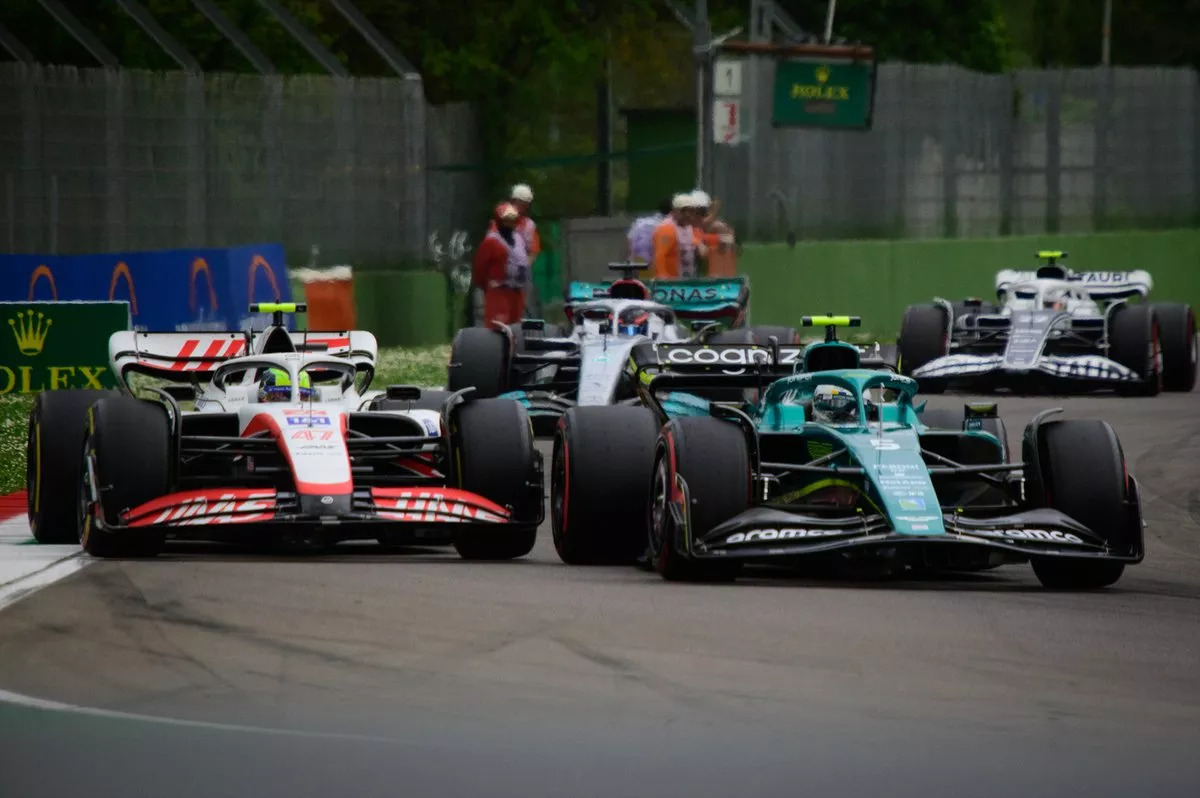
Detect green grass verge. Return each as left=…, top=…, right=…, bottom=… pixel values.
left=0, top=395, right=30, bottom=495
left=374, top=344, right=450, bottom=389
left=0, top=345, right=451, bottom=497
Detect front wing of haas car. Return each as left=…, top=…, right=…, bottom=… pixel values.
left=114, top=485, right=527, bottom=545
left=80, top=398, right=546, bottom=550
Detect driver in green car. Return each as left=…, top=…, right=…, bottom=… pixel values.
left=811, top=385, right=859, bottom=425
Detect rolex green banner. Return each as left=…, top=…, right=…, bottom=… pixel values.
left=772, top=60, right=875, bottom=129
left=0, top=302, right=130, bottom=394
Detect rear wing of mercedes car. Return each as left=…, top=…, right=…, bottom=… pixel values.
left=567, top=275, right=749, bottom=320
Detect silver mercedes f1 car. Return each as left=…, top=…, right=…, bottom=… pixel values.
left=449, top=287, right=695, bottom=436
left=447, top=264, right=815, bottom=435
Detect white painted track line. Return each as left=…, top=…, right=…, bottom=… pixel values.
left=0, top=686, right=409, bottom=743
left=0, top=516, right=88, bottom=610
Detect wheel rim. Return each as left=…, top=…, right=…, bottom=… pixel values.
left=77, top=445, right=94, bottom=546
left=648, top=455, right=670, bottom=557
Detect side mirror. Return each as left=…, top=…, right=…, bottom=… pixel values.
left=964, top=402, right=998, bottom=418
left=963, top=402, right=998, bottom=430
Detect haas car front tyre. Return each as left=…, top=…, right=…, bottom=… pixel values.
left=551, top=406, right=659, bottom=565
left=1023, top=419, right=1137, bottom=589
left=448, top=327, right=509, bottom=398
left=649, top=417, right=749, bottom=582
left=1151, top=302, right=1196, bottom=392
left=26, top=389, right=116, bottom=544
left=449, top=398, right=539, bottom=560
left=79, top=397, right=171, bottom=558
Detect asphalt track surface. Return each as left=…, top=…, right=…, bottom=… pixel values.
left=1, top=389, right=1198, bottom=798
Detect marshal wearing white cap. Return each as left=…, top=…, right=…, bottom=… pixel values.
left=651, top=192, right=703, bottom=278
left=492, top=183, right=540, bottom=262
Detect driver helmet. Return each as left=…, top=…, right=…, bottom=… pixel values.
left=811, top=384, right=857, bottom=424
left=618, top=307, right=650, bottom=336
left=1042, top=286, right=1068, bottom=310
left=259, top=367, right=313, bottom=403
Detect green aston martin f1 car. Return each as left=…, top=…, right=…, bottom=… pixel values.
left=550, top=316, right=1144, bottom=589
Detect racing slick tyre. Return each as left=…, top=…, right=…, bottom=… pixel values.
left=1109, top=303, right=1162, bottom=396
left=551, top=406, right=660, bottom=565
left=692, top=328, right=757, bottom=403
left=1150, top=302, right=1197, bottom=392
left=79, top=396, right=171, bottom=558
left=449, top=398, right=538, bottom=560
left=369, top=390, right=454, bottom=412
left=706, top=328, right=756, bottom=346
left=747, top=325, right=800, bottom=346
left=26, top=389, right=117, bottom=544
left=650, top=417, right=748, bottom=583
left=898, top=304, right=949, bottom=394
left=448, top=327, right=509, bottom=398
left=1024, top=419, right=1134, bottom=590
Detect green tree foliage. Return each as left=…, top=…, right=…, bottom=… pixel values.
left=333, top=0, right=662, bottom=214
left=1009, top=0, right=1200, bottom=68
left=2, top=0, right=332, bottom=73
left=763, top=0, right=1014, bottom=72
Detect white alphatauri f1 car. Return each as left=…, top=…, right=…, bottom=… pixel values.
left=897, top=251, right=1197, bottom=394
left=26, top=304, right=542, bottom=559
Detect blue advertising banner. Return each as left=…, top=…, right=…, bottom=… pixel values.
left=0, top=244, right=291, bottom=331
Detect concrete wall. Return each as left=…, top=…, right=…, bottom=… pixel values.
left=562, top=216, right=634, bottom=283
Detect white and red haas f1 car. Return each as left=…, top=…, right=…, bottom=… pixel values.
left=26, top=303, right=543, bottom=559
